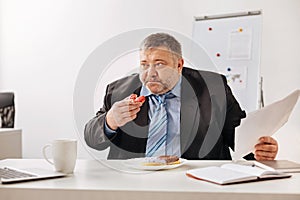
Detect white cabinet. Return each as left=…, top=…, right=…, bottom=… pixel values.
left=0, top=128, right=22, bottom=159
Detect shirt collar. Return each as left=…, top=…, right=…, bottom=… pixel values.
left=140, top=75, right=182, bottom=97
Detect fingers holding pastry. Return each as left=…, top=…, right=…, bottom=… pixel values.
left=106, top=94, right=145, bottom=130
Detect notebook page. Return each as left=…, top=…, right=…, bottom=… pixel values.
left=221, top=163, right=281, bottom=176
left=186, top=166, right=257, bottom=185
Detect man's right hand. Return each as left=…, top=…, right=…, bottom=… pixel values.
left=106, top=94, right=145, bottom=130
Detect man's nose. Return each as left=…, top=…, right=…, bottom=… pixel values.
left=148, top=65, right=158, bottom=77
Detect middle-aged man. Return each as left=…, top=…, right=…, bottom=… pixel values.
left=84, top=32, right=278, bottom=160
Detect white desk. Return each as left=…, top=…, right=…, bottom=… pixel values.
left=0, top=159, right=299, bottom=200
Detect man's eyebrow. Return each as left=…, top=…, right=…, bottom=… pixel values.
left=140, top=58, right=167, bottom=63
left=154, top=59, right=166, bottom=62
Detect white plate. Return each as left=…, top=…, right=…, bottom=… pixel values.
left=123, top=158, right=187, bottom=171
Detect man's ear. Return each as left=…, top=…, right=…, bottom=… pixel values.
left=179, top=58, right=184, bottom=67
left=178, top=58, right=184, bottom=72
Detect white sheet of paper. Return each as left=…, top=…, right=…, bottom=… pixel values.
left=232, top=89, right=300, bottom=160
left=228, top=29, right=252, bottom=60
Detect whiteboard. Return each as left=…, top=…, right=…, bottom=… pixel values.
left=192, top=11, right=262, bottom=113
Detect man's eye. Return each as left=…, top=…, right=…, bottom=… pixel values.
left=155, top=63, right=165, bottom=68
left=140, top=64, right=148, bottom=69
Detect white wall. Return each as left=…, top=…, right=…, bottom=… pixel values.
left=0, top=0, right=299, bottom=161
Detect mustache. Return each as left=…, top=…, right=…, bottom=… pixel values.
left=144, top=77, right=162, bottom=83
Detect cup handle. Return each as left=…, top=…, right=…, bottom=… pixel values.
left=42, top=144, right=54, bottom=165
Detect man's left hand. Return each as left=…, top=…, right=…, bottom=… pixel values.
left=254, top=136, right=278, bottom=160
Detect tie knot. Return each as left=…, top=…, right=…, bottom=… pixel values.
left=150, top=92, right=174, bottom=105
left=149, top=94, right=165, bottom=105
left=156, top=95, right=165, bottom=104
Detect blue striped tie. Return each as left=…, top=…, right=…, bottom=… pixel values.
left=146, top=95, right=168, bottom=157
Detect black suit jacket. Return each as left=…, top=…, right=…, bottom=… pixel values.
left=84, top=67, right=246, bottom=159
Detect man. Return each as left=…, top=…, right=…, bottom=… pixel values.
left=84, top=33, right=278, bottom=160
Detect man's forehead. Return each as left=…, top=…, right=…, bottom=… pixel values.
left=140, top=46, right=173, bottom=54
left=140, top=47, right=174, bottom=58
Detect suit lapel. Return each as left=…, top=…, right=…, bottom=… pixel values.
left=180, top=76, right=200, bottom=154
left=134, top=89, right=149, bottom=127
left=122, top=86, right=149, bottom=138
left=115, top=78, right=149, bottom=156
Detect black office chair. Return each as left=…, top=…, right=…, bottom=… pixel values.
left=0, top=92, right=15, bottom=128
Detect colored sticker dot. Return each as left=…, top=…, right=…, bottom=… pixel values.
left=208, top=27, right=213, bottom=31
left=238, top=28, right=243, bottom=32
left=216, top=53, right=221, bottom=57
left=227, top=67, right=231, bottom=71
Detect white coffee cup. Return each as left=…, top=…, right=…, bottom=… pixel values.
left=42, top=139, right=77, bottom=174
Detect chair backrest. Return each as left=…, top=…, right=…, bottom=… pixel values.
left=0, top=92, right=15, bottom=128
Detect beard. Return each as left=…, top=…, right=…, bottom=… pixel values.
left=143, top=75, right=178, bottom=94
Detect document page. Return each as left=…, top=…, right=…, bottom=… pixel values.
left=232, top=89, right=300, bottom=160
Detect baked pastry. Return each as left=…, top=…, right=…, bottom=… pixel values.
left=142, top=155, right=180, bottom=166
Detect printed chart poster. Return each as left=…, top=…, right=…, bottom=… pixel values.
left=219, top=65, right=247, bottom=90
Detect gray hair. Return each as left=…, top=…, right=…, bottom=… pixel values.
left=139, top=33, right=182, bottom=58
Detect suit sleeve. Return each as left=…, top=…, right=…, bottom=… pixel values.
left=84, top=85, right=118, bottom=150
left=221, top=76, right=246, bottom=151
left=219, top=75, right=257, bottom=160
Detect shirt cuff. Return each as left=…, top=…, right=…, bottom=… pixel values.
left=104, top=120, right=117, bottom=138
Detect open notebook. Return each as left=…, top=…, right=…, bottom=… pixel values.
left=186, top=163, right=291, bottom=185
left=0, top=167, right=66, bottom=184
